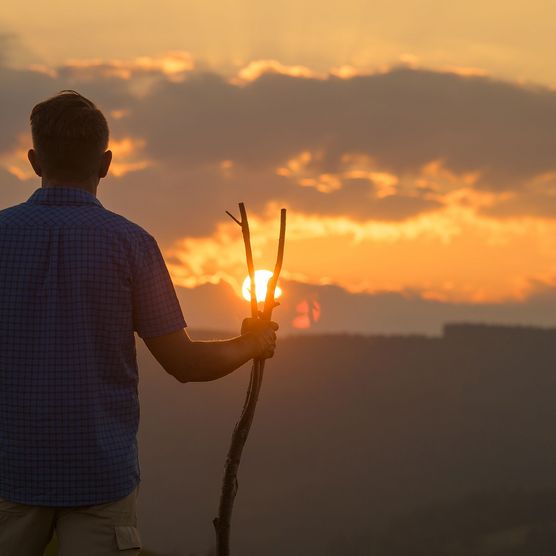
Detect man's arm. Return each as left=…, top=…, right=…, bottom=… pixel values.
left=143, top=321, right=278, bottom=383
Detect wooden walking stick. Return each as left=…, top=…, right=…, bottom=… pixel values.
left=213, top=203, right=286, bottom=556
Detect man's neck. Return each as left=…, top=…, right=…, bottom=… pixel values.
left=41, top=178, right=98, bottom=197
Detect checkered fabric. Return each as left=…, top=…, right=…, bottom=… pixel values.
left=0, top=186, right=186, bottom=506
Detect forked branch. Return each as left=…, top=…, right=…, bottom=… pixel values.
left=213, top=204, right=287, bottom=556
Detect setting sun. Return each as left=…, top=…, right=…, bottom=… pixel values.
left=242, top=270, right=283, bottom=303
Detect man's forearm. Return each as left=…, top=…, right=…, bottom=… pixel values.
left=180, top=334, right=260, bottom=382
left=143, top=321, right=277, bottom=383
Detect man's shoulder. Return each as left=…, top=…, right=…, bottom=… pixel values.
left=98, top=208, right=157, bottom=246
left=0, top=198, right=157, bottom=246
left=97, top=208, right=152, bottom=238
left=0, top=202, right=27, bottom=222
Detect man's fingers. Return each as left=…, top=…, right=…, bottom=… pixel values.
left=242, top=316, right=279, bottom=359
left=264, top=329, right=277, bottom=344
left=257, top=329, right=277, bottom=359
left=260, top=345, right=275, bottom=359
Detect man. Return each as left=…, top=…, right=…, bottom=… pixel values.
left=0, top=90, right=278, bottom=555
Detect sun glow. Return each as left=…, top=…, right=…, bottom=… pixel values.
left=242, top=270, right=282, bottom=302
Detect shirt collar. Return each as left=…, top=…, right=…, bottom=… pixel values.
left=27, top=186, right=104, bottom=208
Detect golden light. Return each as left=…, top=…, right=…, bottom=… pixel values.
left=242, top=270, right=282, bottom=302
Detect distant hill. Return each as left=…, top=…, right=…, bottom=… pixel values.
left=134, top=323, right=556, bottom=555
left=173, top=279, right=556, bottom=336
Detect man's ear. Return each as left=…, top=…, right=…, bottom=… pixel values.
left=99, top=150, right=112, bottom=178
left=27, top=149, right=42, bottom=177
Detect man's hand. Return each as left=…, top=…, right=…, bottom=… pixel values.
left=241, top=317, right=279, bottom=359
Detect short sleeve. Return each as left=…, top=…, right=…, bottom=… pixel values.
left=131, top=234, right=187, bottom=339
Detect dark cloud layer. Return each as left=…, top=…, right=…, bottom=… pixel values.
left=2, top=61, right=556, bottom=231
left=0, top=62, right=131, bottom=154
left=98, top=165, right=441, bottom=243
left=129, top=68, right=556, bottom=188
left=0, top=66, right=53, bottom=152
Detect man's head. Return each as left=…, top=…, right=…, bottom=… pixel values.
left=28, top=90, right=112, bottom=187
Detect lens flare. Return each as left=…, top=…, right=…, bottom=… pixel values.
left=292, top=298, right=321, bottom=329
left=242, top=270, right=282, bottom=302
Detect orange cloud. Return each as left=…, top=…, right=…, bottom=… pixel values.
left=277, top=150, right=480, bottom=204
left=0, top=132, right=34, bottom=181
left=58, top=51, right=194, bottom=84
left=164, top=199, right=556, bottom=306
left=108, top=137, right=153, bottom=177
left=232, top=56, right=483, bottom=84
left=232, top=60, right=323, bottom=84
left=277, top=151, right=400, bottom=196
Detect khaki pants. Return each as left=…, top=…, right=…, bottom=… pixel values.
left=0, top=486, right=141, bottom=556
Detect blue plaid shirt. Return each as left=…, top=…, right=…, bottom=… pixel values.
left=0, top=186, right=186, bottom=506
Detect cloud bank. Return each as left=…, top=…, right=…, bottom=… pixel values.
left=2, top=54, right=556, bottom=315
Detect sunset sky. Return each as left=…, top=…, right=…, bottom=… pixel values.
left=2, top=2, right=556, bottom=334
